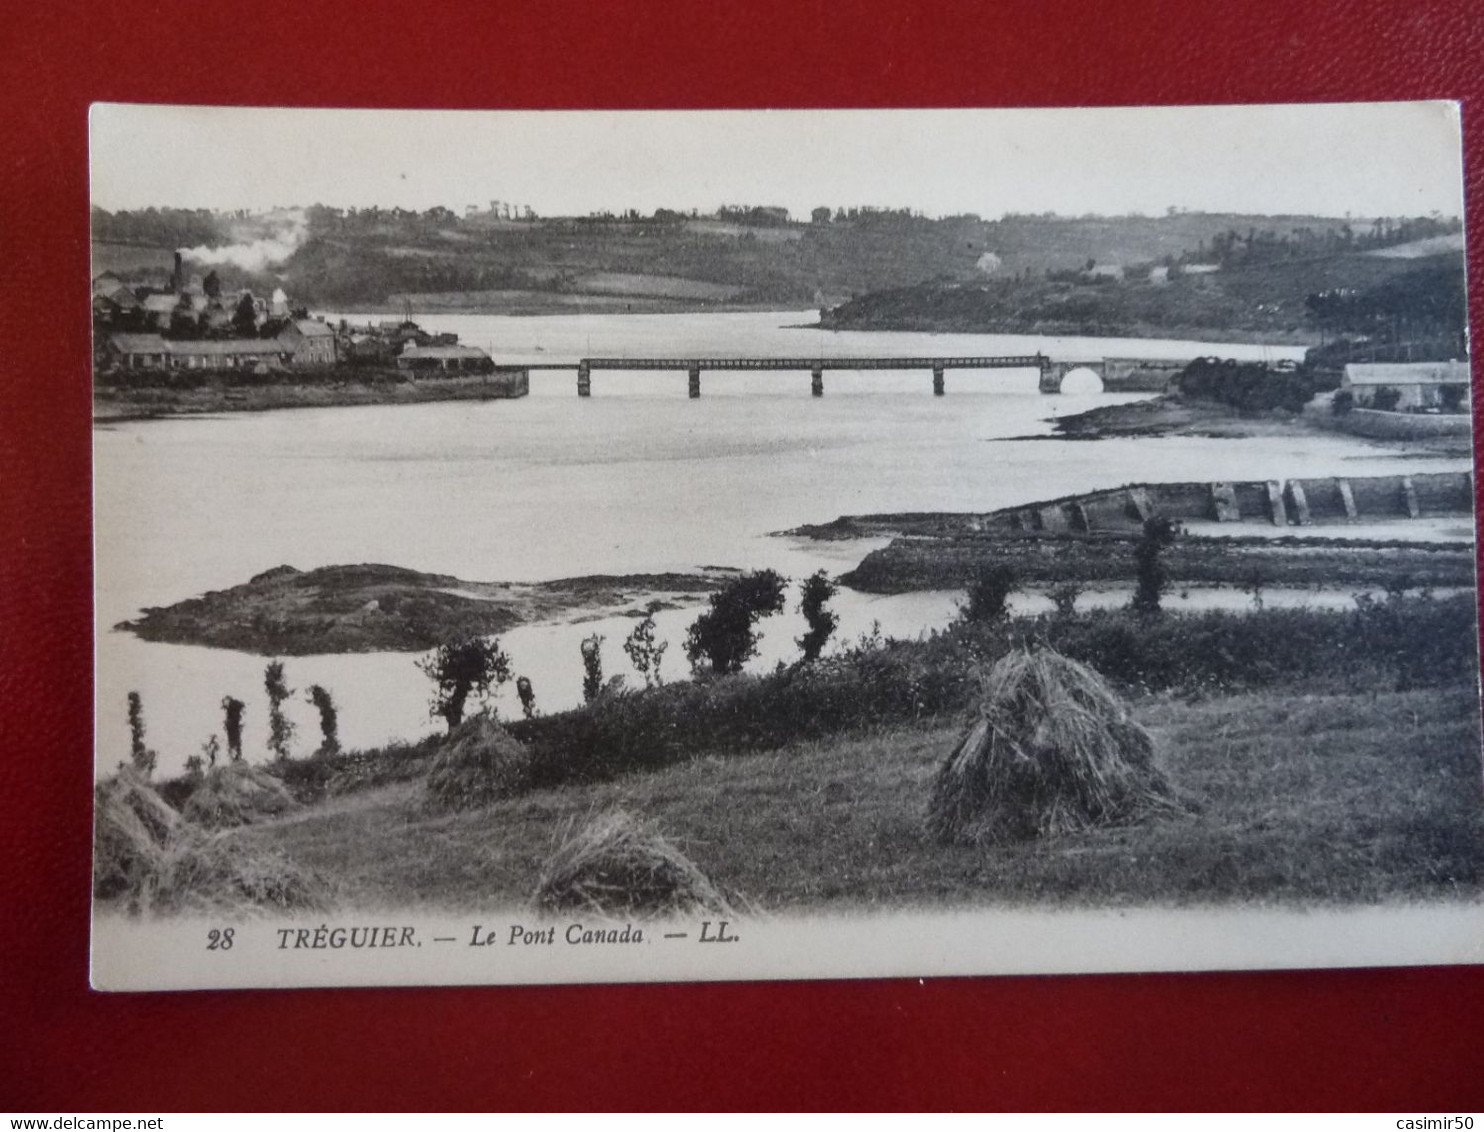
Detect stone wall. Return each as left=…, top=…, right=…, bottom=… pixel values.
left=990, top=472, right=1472, bottom=533
left=1305, top=403, right=1473, bottom=440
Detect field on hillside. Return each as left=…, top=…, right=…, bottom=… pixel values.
left=214, top=685, right=1483, bottom=914
left=93, top=206, right=1451, bottom=316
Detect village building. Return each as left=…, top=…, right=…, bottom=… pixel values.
left=103, top=333, right=173, bottom=369
left=276, top=319, right=338, bottom=366
left=140, top=293, right=182, bottom=329
left=345, top=333, right=394, bottom=365
left=396, top=344, right=495, bottom=373
left=103, top=332, right=292, bottom=371
left=1340, top=361, right=1471, bottom=411
left=376, top=319, right=432, bottom=350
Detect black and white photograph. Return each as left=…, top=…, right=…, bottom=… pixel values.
left=88, top=102, right=1482, bottom=990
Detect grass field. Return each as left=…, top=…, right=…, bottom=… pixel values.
left=223, top=685, right=1483, bottom=914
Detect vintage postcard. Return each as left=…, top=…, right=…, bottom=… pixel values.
left=89, top=103, right=1481, bottom=991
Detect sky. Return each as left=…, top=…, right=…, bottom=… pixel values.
left=89, top=102, right=1466, bottom=220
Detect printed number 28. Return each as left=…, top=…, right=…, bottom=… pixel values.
left=207, top=928, right=235, bottom=951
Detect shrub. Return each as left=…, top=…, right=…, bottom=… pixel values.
left=516, top=675, right=537, bottom=719
left=623, top=614, right=668, bottom=687
left=1332, top=389, right=1355, bottom=415
left=683, top=569, right=788, bottom=676
left=1048, top=582, right=1082, bottom=619
left=126, top=692, right=157, bottom=777
left=929, top=647, right=1186, bottom=844
left=221, top=696, right=246, bottom=761
left=425, top=713, right=532, bottom=811
left=265, top=660, right=295, bottom=760
left=796, top=570, right=840, bottom=662
left=1371, top=385, right=1403, bottom=412
left=533, top=809, right=732, bottom=918
left=1242, top=567, right=1267, bottom=611
left=962, top=564, right=1016, bottom=624
left=305, top=684, right=340, bottom=756
left=418, top=637, right=511, bottom=729
left=581, top=634, right=605, bottom=703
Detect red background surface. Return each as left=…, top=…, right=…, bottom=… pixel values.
left=3, top=0, right=1483, bottom=1111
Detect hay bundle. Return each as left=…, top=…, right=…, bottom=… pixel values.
left=135, top=829, right=333, bottom=916
left=534, top=809, right=732, bottom=918
left=929, top=647, right=1183, bottom=844
left=93, top=768, right=179, bottom=899
left=94, top=769, right=331, bottom=916
left=426, top=713, right=531, bottom=811
left=182, top=762, right=301, bottom=829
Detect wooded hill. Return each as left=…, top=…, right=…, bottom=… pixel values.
left=820, top=245, right=1467, bottom=344
left=91, top=205, right=1463, bottom=332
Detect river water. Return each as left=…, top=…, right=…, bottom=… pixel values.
left=93, top=310, right=1467, bottom=776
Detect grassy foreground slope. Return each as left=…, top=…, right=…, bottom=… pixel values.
left=231, top=685, right=1482, bottom=912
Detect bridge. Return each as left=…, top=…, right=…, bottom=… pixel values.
left=522, top=354, right=1186, bottom=396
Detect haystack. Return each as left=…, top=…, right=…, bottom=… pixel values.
left=426, top=713, right=531, bottom=811
left=182, top=762, right=301, bottom=829
left=929, top=647, right=1184, bottom=844
left=534, top=809, right=732, bottom=919
left=135, top=829, right=333, bottom=916
left=93, top=767, right=179, bottom=899
left=95, top=768, right=330, bottom=916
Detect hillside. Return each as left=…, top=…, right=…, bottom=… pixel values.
left=91, top=205, right=1458, bottom=319
left=819, top=249, right=1468, bottom=342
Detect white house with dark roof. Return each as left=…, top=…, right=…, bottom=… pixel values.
left=1341, top=361, right=1471, bottom=411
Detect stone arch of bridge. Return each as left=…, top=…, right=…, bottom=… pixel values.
left=1040, top=360, right=1107, bottom=393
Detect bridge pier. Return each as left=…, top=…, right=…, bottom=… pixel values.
left=577, top=361, right=591, bottom=397
left=811, top=367, right=823, bottom=397
left=688, top=363, right=701, bottom=399
left=932, top=364, right=944, bottom=396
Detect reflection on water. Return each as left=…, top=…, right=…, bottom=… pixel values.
left=94, top=311, right=1466, bottom=776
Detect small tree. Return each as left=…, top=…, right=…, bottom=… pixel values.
left=200, top=735, right=220, bottom=770
left=962, top=564, right=1016, bottom=624
left=305, top=684, right=340, bottom=756
left=684, top=569, right=788, bottom=676
left=232, top=292, right=258, bottom=336
left=516, top=676, right=537, bottom=719
left=1048, top=581, right=1082, bottom=619
left=418, top=638, right=511, bottom=730
left=796, top=570, right=839, bottom=663
left=126, top=692, right=157, bottom=777
left=1242, top=567, right=1267, bottom=611
left=623, top=614, right=668, bottom=687
left=580, top=634, right=605, bottom=703
left=1131, top=517, right=1181, bottom=616
left=264, top=660, right=296, bottom=760
left=221, top=696, right=246, bottom=761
